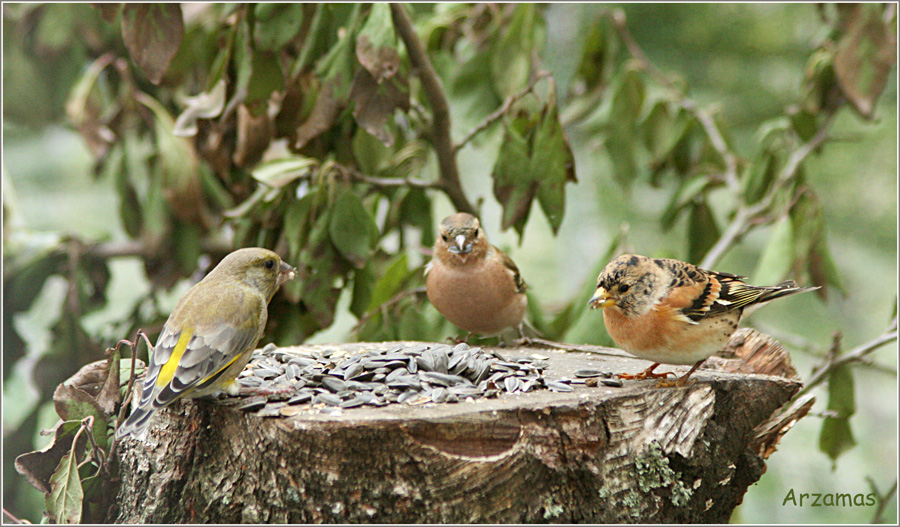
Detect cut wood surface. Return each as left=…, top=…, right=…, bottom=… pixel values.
left=113, top=329, right=807, bottom=523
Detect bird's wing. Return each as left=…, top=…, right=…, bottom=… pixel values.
left=494, top=245, right=527, bottom=294
left=142, top=294, right=264, bottom=407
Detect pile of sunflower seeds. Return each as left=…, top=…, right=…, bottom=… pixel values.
left=232, top=342, right=621, bottom=416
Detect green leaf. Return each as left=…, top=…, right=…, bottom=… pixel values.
left=398, top=187, right=434, bottom=247
left=833, top=3, right=896, bottom=119
left=397, top=301, right=427, bottom=341
left=753, top=215, right=794, bottom=285
left=349, top=260, right=377, bottom=319
left=283, top=194, right=315, bottom=263
left=121, top=4, right=184, bottom=84
left=742, top=151, right=777, bottom=204
left=53, top=384, right=108, bottom=451
left=575, top=15, right=613, bottom=89
left=610, top=65, right=645, bottom=125
left=492, top=112, right=539, bottom=236
left=246, top=50, right=284, bottom=111
left=605, top=134, right=638, bottom=189
left=355, top=3, right=400, bottom=83
left=328, top=190, right=378, bottom=268
left=789, top=106, right=818, bottom=142
left=172, top=222, right=203, bottom=277
left=46, top=449, right=84, bottom=524
left=315, top=4, right=362, bottom=101
left=367, top=252, right=409, bottom=311
left=349, top=68, right=409, bottom=146
left=136, top=92, right=205, bottom=226
left=490, top=4, right=540, bottom=99
left=790, top=190, right=825, bottom=274
left=819, top=415, right=856, bottom=466
left=532, top=81, right=577, bottom=235
left=687, top=200, right=720, bottom=264
left=661, top=175, right=709, bottom=230
left=251, top=156, right=319, bottom=188
left=641, top=100, right=691, bottom=166
left=254, top=3, right=305, bottom=50
left=809, top=235, right=844, bottom=297
left=819, top=364, right=857, bottom=463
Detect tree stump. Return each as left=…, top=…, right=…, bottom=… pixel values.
left=112, top=329, right=807, bottom=523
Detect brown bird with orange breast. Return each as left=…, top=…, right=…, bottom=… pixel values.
left=425, top=213, right=527, bottom=341
left=588, top=254, right=818, bottom=387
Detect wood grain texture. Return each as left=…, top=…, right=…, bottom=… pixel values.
left=113, top=334, right=803, bottom=523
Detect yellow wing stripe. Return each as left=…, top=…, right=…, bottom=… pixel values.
left=156, top=328, right=194, bottom=387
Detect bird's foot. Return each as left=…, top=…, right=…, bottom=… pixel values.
left=617, top=363, right=673, bottom=381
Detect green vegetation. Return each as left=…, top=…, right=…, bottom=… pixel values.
left=3, top=3, right=896, bottom=523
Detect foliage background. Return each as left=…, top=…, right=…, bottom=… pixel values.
left=3, top=3, right=897, bottom=523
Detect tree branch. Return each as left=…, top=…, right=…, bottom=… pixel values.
left=797, top=317, right=898, bottom=397
left=332, top=162, right=439, bottom=189
left=390, top=3, right=475, bottom=214
left=699, top=112, right=833, bottom=269
left=454, top=71, right=551, bottom=153
left=680, top=99, right=741, bottom=193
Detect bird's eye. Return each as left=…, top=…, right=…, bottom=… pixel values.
left=264, top=259, right=276, bottom=270
left=441, top=234, right=449, bottom=242
left=619, top=284, right=631, bottom=293
left=473, top=228, right=479, bottom=237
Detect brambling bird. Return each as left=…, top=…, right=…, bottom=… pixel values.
left=588, top=254, right=818, bottom=387
left=425, top=213, right=527, bottom=340
left=116, top=248, right=295, bottom=439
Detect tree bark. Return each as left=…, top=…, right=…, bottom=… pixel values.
left=112, top=329, right=806, bottom=523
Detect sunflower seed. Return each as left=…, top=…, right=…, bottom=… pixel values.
left=600, top=378, right=624, bottom=387
left=315, top=393, right=342, bottom=406
left=546, top=381, right=574, bottom=392
left=238, top=396, right=268, bottom=411
left=343, top=363, right=365, bottom=380
left=575, top=369, right=609, bottom=378
left=397, top=390, right=418, bottom=404
left=340, top=397, right=366, bottom=409
left=239, top=376, right=262, bottom=388
left=321, top=377, right=347, bottom=393
left=288, top=391, right=314, bottom=405
left=431, top=387, right=448, bottom=403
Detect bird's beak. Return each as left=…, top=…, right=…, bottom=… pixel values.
left=277, top=262, right=297, bottom=286
left=588, top=287, right=615, bottom=309
left=447, top=234, right=473, bottom=255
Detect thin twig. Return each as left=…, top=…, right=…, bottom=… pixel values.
left=390, top=3, right=475, bottom=214
left=352, top=286, right=428, bottom=333
left=454, top=71, right=551, bottom=153
left=868, top=476, right=898, bottom=524
left=517, top=337, right=631, bottom=358
left=699, top=112, right=834, bottom=269
left=2, top=508, right=27, bottom=524
left=108, top=329, right=150, bottom=462
left=680, top=99, right=741, bottom=193
left=335, top=163, right=439, bottom=189
left=798, top=317, right=898, bottom=397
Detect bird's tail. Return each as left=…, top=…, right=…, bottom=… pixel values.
left=740, top=280, right=819, bottom=316
left=115, top=404, right=157, bottom=440
left=758, top=280, right=820, bottom=303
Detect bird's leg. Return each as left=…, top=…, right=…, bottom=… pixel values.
left=447, top=333, right=472, bottom=344
left=656, top=359, right=706, bottom=388
left=617, top=363, right=675, bottom=381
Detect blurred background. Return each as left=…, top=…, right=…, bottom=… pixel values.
left=3, top=3, right=896, bottom=523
